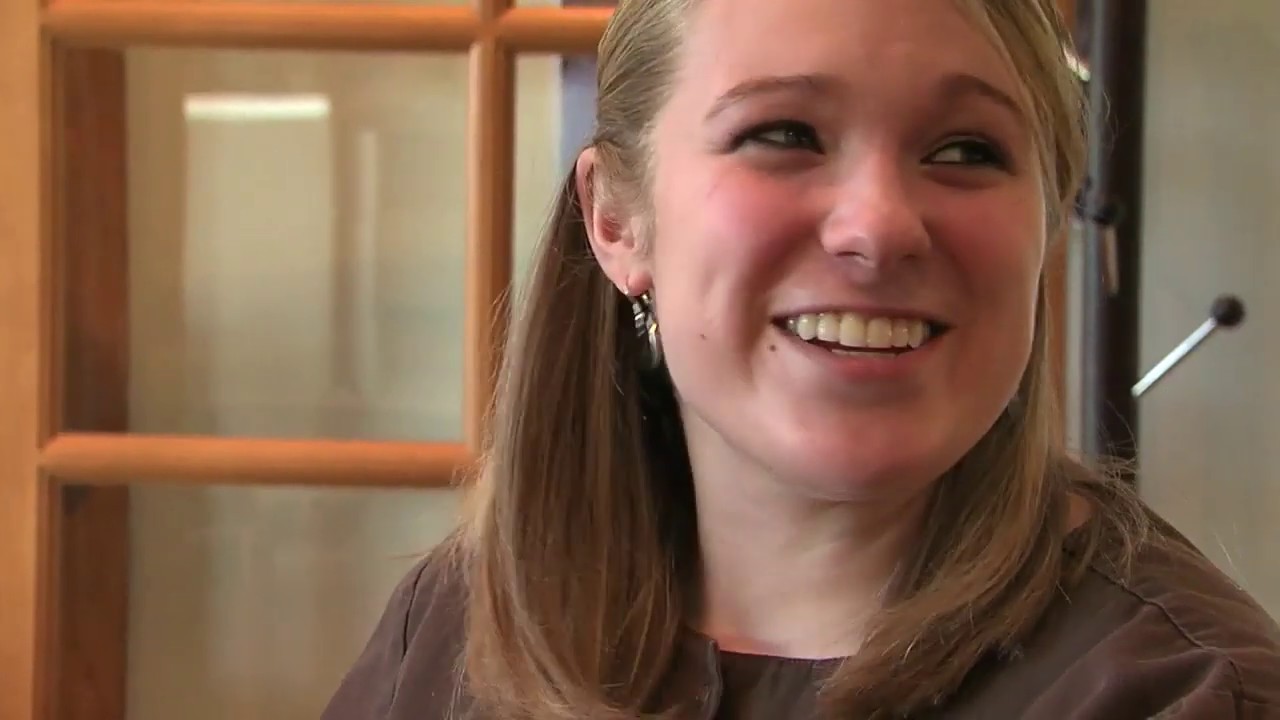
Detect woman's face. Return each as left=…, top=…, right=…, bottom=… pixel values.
left=591, top=0, right=1046, bottom=501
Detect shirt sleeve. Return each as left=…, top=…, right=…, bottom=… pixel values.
left=1024, top=599, right=1279, bottom=719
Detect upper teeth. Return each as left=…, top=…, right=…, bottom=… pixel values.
left=784, top=312, right=929, bottom=349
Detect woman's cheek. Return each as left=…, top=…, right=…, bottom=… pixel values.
left=698, top=168, right=823, bottom=270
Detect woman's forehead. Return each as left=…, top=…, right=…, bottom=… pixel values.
left=678, top=0, right=1020, bottom=100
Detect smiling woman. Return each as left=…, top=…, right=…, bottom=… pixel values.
left=321, top=0, right=1280, bottom=718
left=612, top=0, right=1052, bottom=502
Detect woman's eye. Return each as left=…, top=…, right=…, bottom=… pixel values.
left=925, top=138, right=1008, bottom=168
left=737, top=121, right=823, bottom=153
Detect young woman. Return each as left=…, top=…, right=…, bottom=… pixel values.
left=323, top=0, right=1280, bottom=717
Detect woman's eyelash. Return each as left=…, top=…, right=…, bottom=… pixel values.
left=926, top=137, right=1009, bottom=168
left=730, top=124, right=1010, bottom=171
left=732, top=120, right=824, bottom=153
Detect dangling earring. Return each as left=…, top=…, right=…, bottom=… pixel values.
left=630, top=291, right=663, bottom=370
left=1004, top=389, right=1025, bottom=419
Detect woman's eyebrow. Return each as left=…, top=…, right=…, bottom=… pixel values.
left=702, top=70, right=1026, bottom=127
left=703, top=73, right=841, bottom=122
left=933, top=72, right=1027, bottom=125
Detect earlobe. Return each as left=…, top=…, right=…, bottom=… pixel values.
left=575, top=147, right=650, bottom=296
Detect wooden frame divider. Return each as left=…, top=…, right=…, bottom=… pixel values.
left=50, top=45, right=130, bottom=720
left=464, top=26, right=515, bottom=453
left=41, top=433, right=468, bottom=487
left=1, top=0, right=55, bottom=716
left=42, top=4, right=611, bottom=52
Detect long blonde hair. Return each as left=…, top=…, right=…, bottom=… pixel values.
left=457, top=1, right=1149, bottom=717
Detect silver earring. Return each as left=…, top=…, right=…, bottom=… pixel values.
left=630, top=291, right=663, bottom=369
left=1005, top=390, right=1025, bottom=418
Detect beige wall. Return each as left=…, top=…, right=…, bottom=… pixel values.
left=124, top=47, right=563, bottom=719
left=1068, top=0, right=1279, bottom=619
left=1137, top=1, right=1279, bottom=615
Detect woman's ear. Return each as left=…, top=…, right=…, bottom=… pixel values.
left=576, top=147, right=652, bottom=296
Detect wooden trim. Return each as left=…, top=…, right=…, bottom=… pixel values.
left=1060, top=0, right=1078, bottom=27
left=55, top=47, right=129, bottom=443
left=0, top=0, right=54, bottom=715
left=39, top=434, right=469, bottom=488
left=44, top=3, right=481, bottom=50
left=53, top=485, right=125, bottom=720
left=51, top=45, right=130, bottom=720
left=463, top=36, right=515, bottom=453
left=498, top=7, right=610, bottom=54
left=1046, top=236, right=1069, bottom=426
left=42, top=3, right=611, bottom=53
left=474, top=0, right=503, bottom=22
left=1047, top=0, right=1077, bottom=430
left=1078, top=0, right=1145, bottom=469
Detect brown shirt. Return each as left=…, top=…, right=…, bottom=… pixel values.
left=321, top=522, right=1280, bottom=719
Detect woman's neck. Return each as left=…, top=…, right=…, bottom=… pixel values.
left=688, top=453, right=930, bottom=660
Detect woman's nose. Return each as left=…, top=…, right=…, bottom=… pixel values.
left=818, top=156, right=930, bottom=273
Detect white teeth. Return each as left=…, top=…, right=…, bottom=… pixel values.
left=838, top=313, right=867, bottom=347
left=866, top=318, right=893, bottom=348
left=781, top=311, right=932, bottom=351
left=907, top=320, right=926, bottom=348
left=816, top=313, right=841, bottom=342
left=891, top=319, right=913, bottom=348
left=794, top=314, right=818, bottom=341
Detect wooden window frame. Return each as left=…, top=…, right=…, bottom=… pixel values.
left=0, top=1, right=1075, bottom=718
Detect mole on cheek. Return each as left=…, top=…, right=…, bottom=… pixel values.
left=699, top=333, right=707, bottom=340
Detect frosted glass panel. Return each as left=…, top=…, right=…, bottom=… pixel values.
left=126, top=49, right=471, bottom=442
left=1138, top=1, right=1280, bottom=618
left=118, top=46, right=569, bottom=720
left=514, top=54, right=570, bottom=309
left=122, top=483, right=458, bottom=720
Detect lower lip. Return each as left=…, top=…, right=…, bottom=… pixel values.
left=774, top=326, right=942, bottom=383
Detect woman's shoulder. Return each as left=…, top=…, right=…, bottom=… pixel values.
left=951, top=514, right=1280, bottom=718
left=1072, top=517, right=1280, bottom=708
left=320, top=538, right=469, bottom=720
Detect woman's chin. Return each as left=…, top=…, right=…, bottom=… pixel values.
left=757, top=405, right=984, bottom=503
left=770, top=449, right=951, bottom=505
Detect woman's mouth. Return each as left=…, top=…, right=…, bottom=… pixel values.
left=775, top=311, right=949, bottom=355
